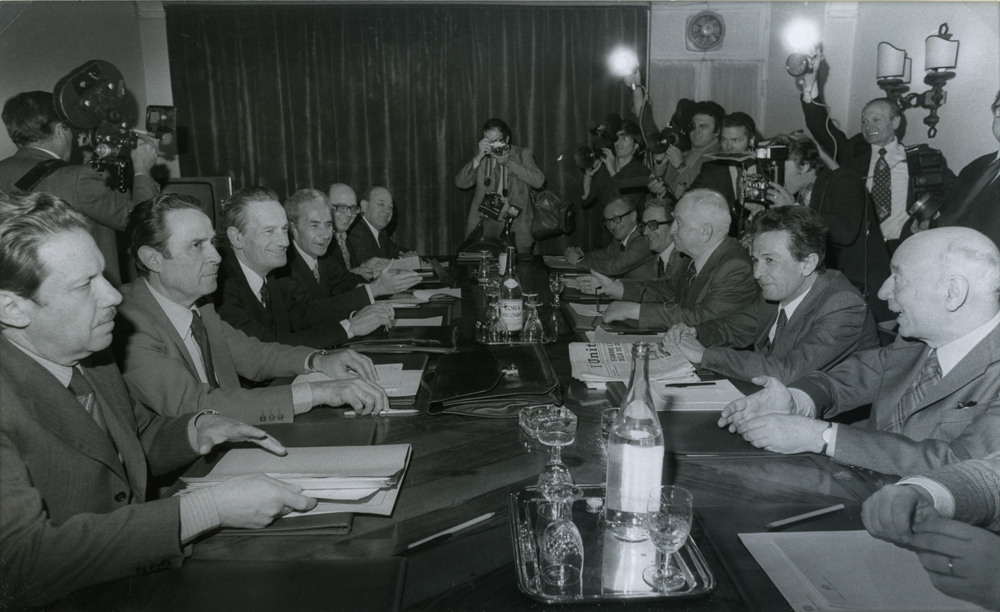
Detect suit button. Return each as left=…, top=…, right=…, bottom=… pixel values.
left=260, top=416, right=267, bottom=422
left=277, top=414, right=284, bottom=421
left=115, top=491, right=127, bottom=502
left=268, top=415, right=275, bottom=421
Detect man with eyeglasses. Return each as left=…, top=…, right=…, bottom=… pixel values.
left=664, top=206, right=879, bottom=384
left=565, top=198, right=685, bottom=303
left=564, top=196, right=654, bottom=279
left=601, top=189, right=757, bottom=329
left=937, top=90, right=1000, bottom=249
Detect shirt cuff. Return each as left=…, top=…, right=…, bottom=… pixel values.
left=898, top=477, right=956, bottom=518
left=364, top=284, right=374, bottom=303
left=340, top=319, right=353, bottom=339
left=291, top=381, right=314, bottom=414
left=789, top=387, right=818, bottom=417
left=825, top=423, right=839, bottom=458
left=179, top=489, right=221, bottom=543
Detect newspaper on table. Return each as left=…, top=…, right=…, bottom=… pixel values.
left=569, top=342, right=698, bottom=385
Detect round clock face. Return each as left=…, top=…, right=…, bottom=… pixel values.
left=687, top=12, right=726, bottom=52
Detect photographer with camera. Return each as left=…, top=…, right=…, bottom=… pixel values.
left=765, top=133, right=893, bottom=323
left=0, top=91, right=160, bottom=286
left=456, top=118, right=544, bottom=254
left=646, top=100, right=724, bottom=202
left=689, top=112, right=761, bottom=232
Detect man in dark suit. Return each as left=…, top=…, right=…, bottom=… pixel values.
left=0, top=192, right=316, bottom=608
left=347, top=185, right=416, bottom=264
left=117, top=194, right=388, bottom=423
left=215, top=187, right=394, bottom=349
left=564, top=196, right=655, bottom=279
left=565, top=198, right=686, bottom=304
left=689, top=112, right=758, bottom=224
left=276, top=189, right=420, bottom=314
left=721, top=227, right=1000, bottom=477
left=0, top=91, right=160, bottom=286
left=937, top=90, right=1000, bottom=249
left=768, top=133, right=893, bottom=322
left=601, top=189, right=758, bottom=329
left=665, top=206, right=879, bottom=384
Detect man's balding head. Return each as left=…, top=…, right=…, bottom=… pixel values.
left=327, top=183, right=359, bottom=233
left=602, top=196, right=637, bottom=242
left=669, top=189, right=731, bottom=258
left=360, top=186, right=394, bottom=231
left=878, top=227, right=1000, bottom=347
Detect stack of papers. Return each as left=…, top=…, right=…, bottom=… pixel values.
left=569, top=342, right=699, bottom=389
left=295, top=364, right=421, bottom=400
left=179, top=445, right=411, bottom=517
left=650, top=379, right=744, bottom=411
left=387, top=255, right=422, bottom=271
left=542, top=255, right=579, bottom=271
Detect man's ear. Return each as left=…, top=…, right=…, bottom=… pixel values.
left=801, top=253, right=820, bottom=277
left=226, top=227, right=243, bottom=251
left=701, top=223, right=714, bottom=243
left=360, top=200, right=369, bottom=216
left=0, top=291, right=32, bottom=329
left=137, top=245, right=163, bottom=274
left=891, top=114, right=902, bottom=133
left=943, top=275, right=970, bottom=312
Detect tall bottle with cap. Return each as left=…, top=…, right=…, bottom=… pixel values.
left=499, top=245, right=523, bottom=333
left=497, top=206, right=518, bottom=275
left=605, top=342, right=665, bottom=541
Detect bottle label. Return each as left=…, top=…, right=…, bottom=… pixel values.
left=501, top=299, right=523, bottom=331
left=498, top=253, right=507, bottom=275
left=606, top=435, right=664, bottom=513
left=503, top=278, right=519, bottom=289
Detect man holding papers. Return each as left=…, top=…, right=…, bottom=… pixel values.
left=664, top=206, right=879, bottom=383
left=0, top=193, right=316, bottom=608
left=720, top=227, right=1000, bottom=477
left=117, top=194, right=389, bottom=423
left=863, top=450, right=1000, bottom=610
left=600, top=189, right=757, bottom=329
left=563, top=196, right=655, bottom=279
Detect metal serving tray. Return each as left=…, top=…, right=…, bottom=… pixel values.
left=509, top=484, right=715, bottom=605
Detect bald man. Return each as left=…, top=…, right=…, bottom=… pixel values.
left=720, top=227, right=1000, bottom=477
left=347, top=186, right=416, bottom=266
left=601, top=189, right=758, bottom=329
left=564, top=196, right=655, bottom=279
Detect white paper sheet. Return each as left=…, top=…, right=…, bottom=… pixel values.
left=569, top=302, right=603, bottom=317
left=652, top=379, right=744, bottom=412
left=413, top=287, right=461, bottom=301
left=294, top=367, right=420, bottom=398
left=395, top=316, right=443, bottom=327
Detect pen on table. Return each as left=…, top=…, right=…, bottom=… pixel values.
left=344, top=408, right=419, bottom=417
left=407, top=512, right=497, bottom=550
left=662, top=382, right=717, bottom=388
left=766, top=504, right=845, bottom=531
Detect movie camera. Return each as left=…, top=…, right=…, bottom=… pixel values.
left=573, top=113, right=622, bottom=170
left=741, top=145, right=789, bottom=208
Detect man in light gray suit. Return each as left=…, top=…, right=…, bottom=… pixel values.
left=720, top=227, right=1000, bottom=477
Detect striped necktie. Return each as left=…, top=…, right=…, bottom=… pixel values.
left=68, top=366, right=109, bottom=435
left=887, top=349, right=941, bottom=433
left=337, top=233, right=352, bottom=267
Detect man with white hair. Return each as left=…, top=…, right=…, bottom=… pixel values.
left=601, top=188, right=757, bottom=329
left=720, top=227, right=1000, bottom=477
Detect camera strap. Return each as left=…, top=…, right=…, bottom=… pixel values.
left=15, top=159, right=69, bottom=192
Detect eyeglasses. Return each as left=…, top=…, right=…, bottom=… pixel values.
left=331, top=205, right=360, bottom=215
left=602, top=212, right=633, bottom=227
left=639, top=219, right=672, bottom=233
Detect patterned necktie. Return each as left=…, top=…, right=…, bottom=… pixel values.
left=765, top=308, right=788, bottom=353
left=190, top=310, right=220, bottom=389
left=887, top=349, right=942, bottom=433
left=68, top=367, right=109, bottom=434
left=337, top=233, right=351, bottom=267
left=312, top=263, right=321, bottom=284
left=872, top=148, right=892, bottom=223
left=259, top=283, right=270, bottom=310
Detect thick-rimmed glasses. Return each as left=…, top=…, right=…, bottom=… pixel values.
left=332, top=205, right=360, bottom=215
left=602, top=212, right=633, bottom=228
left=639, top=219, right=672, bottom=233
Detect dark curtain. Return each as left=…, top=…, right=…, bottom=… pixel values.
left=165, top=3, right=648, bottom=254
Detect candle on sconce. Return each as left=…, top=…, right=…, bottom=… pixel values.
left=877, top=42, right=906, bottom=79
left=925, top=23, right=959, bottom=71
left=902, top=57, right=912, bottom=84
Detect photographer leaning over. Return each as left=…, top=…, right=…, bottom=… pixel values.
left=0, top=91, right=160, bottom=287
left=456, top=118, right=545, bottom=254
left=765, top=133, right=893, bottom=323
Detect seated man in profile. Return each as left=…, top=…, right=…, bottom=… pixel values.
left=117, top=194, right=388, bottom=423
left=719, top=227, right=1000, bottom=477
left=665, top=206, right=879, bottom=384
left=216, top=187, right=394, bottom=349
left=276, top=188, right=420, bottom=315
left=347, top=185, right=417, bottom=264
left=601, top=189, right=758, bottom=329
left=0, top=193, right=316, bottom=608
left=862, top=448, right=1000, bottom=610
left=563, top=196, right=654, bottom=279
left=565, top=198, right=685, bottom=303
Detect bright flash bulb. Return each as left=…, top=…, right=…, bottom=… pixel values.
left=608, top=48, right=639, bottom=77
left=786, top=19, right=819, bottom=52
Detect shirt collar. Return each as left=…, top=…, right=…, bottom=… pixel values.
left=293, top=241, right=318, bottom=270
left=362, top=216, right=381, bottom=242
left=7, top=338, right=74, bottom=387
left=871, top=138, right=905, bottom=161
left=779, top=275, right=815, bottom=317
left=144, top=278, right=196, bottom=341
left=620, top=226, right=638, bottom=248
left=658, top=242, right=675, bottom=265
left=937, top=310, right=1000, bottom=377
left=236, top=256, right=266, bottom=296
left=28, top=145, right=61, bottom=160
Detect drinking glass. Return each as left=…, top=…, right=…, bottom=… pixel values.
left=538, top=503, right=584, bottom=595
left=522, top=293, right=544, bottom=343
left=548, top=272, right=564, bottom=308
left=536, top=407, right=582, bottom=503
left=642, top=486, right=694, bottom=592
left=476, top=251, right=491, bottom=283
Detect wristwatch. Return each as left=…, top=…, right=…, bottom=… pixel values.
left=307, top=350, right=329, bottom=372
left=820, top=423, right=834, bottom=456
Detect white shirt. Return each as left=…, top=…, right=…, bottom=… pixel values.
left=620, top=226, right=639, bottom=249
left=767, top=282, right=813, bottom=343
left=362, top=216, right=381, bottom=244
left=658, top=243, right=676, bottom=269
left=145, top=280, right=211, bottom=385
left=866, top=138, right=909, bottom=240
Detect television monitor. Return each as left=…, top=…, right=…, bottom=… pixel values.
left=162, top=176, right=233, bottom=228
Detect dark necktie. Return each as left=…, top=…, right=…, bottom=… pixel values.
left=656, top=257, right=665, bottom=278
left=619, top=241, right=626, bottom=253
left=337, top=233, right=352, bottom=267
left=190, top=310, right=220, bottom=389
left=259, top=283, right=270, bottom=310
left=872, top=148, right=892, bottom=223
left=888, top=349, right=942, bottom=433
left=765, top=308, right=788, bottom=353
left=68, top=367, right=109, bottom=435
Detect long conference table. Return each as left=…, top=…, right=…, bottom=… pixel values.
left=63, top=258, right=902, bottom=612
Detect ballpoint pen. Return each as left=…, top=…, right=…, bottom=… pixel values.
left=766, top=504, right=845, bottom=530
left=407, top=512, right=497, bottom=549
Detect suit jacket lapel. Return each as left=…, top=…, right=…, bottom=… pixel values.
left=687, top=239, right=732, bottom=307
left=289, top=248, right=324, bottom=299
left=199, top=303, right=241, bottom=388
left=79, top=354, right=139, bottom=486
left=132, top=280, right=203, bottom=381
left=769, top=272, right=830, bottom=351
left=920, top=324, right=1000, bottom=409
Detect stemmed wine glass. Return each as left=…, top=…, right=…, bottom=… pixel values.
left=549, top=272, right=564, bottom=308
left=642, top=485, right=693, bottom=592
left=537, top=502, right=584, bottom=596
left=522, top=293, right=544, bottom=343
left=536, top=407, right=583, bottom=503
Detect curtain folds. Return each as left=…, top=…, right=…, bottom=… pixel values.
left=165, top=4, right=648, bottom=254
